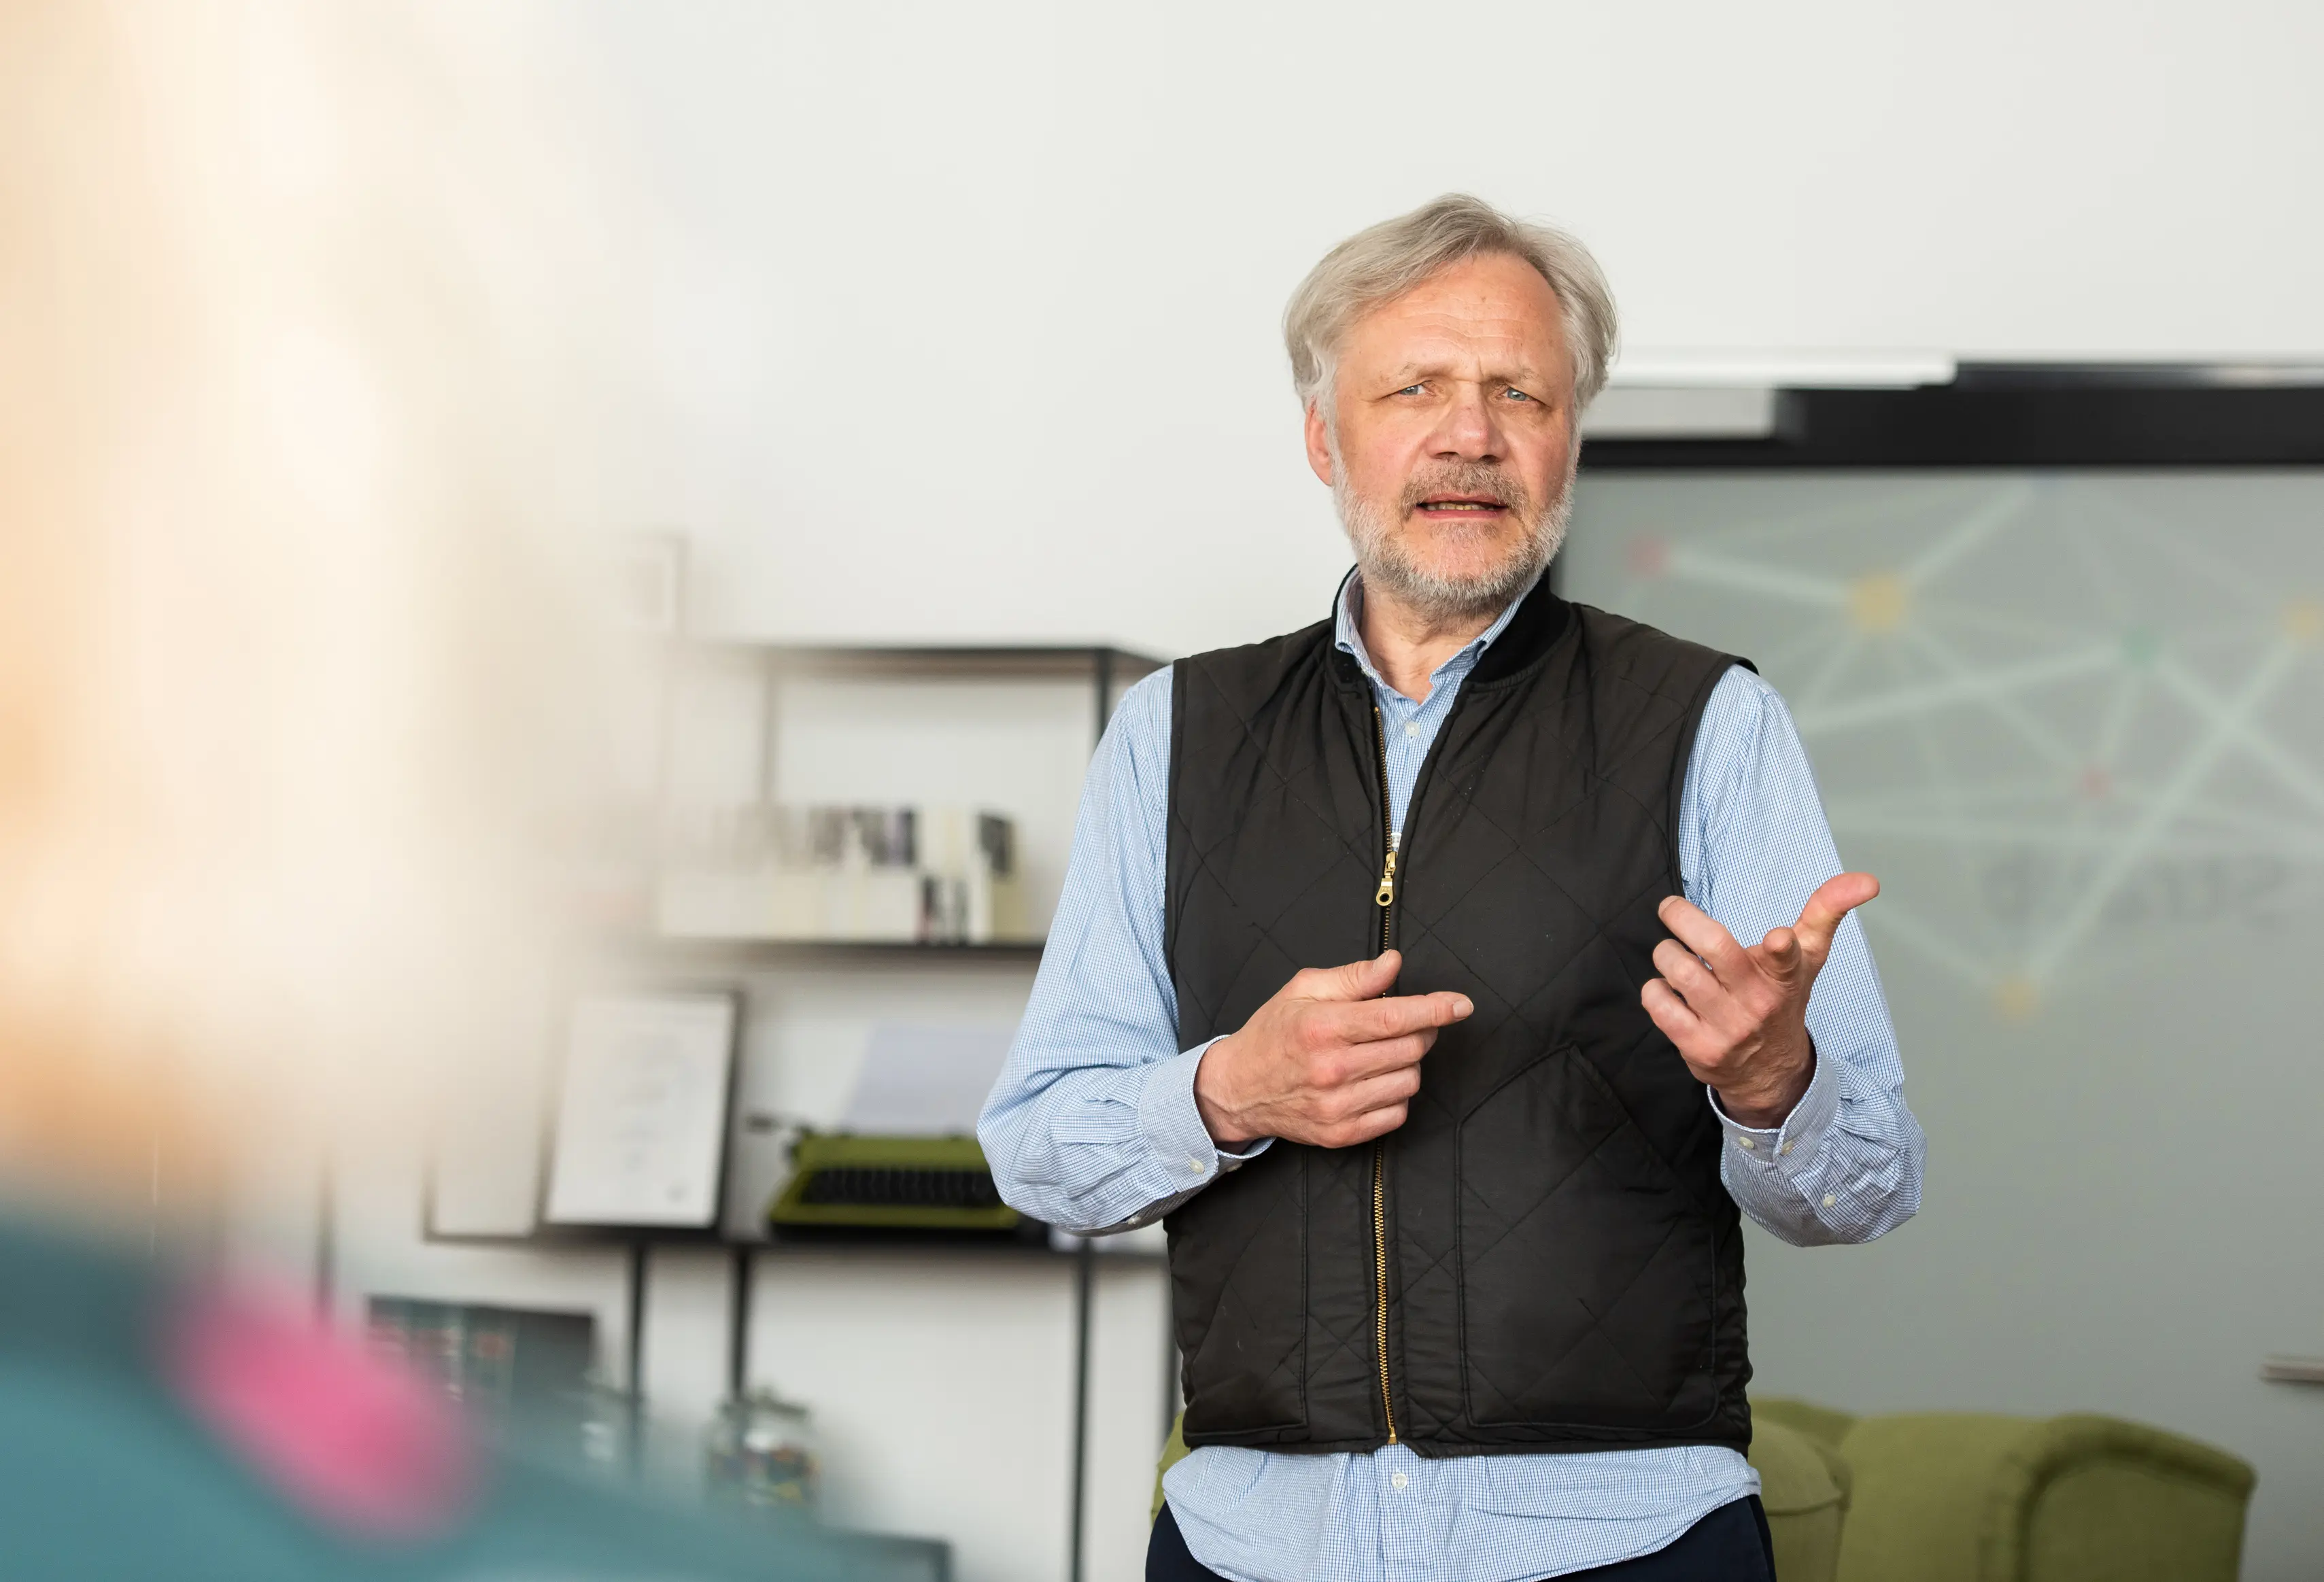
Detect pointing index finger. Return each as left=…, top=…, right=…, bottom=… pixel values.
left=1338, top=991, right=1473, bottom=1044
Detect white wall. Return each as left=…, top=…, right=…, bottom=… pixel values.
left=545, top=0, right=2324, bottom=661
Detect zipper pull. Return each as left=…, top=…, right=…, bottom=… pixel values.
left=1375, top=835, right=1399, bottom=907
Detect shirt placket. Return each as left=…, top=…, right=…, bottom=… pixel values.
left=1382, top=658, right=1474, bottom=826
left=1386, top=690, right=1426, bottom=831
left=1377, top=1445, right=1439, bottom=1581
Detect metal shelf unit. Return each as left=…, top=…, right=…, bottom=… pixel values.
left=418, top=639, right=1166, bottom=1582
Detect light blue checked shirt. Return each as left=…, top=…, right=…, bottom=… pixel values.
left=980, top=574, right=1924, bottom=1582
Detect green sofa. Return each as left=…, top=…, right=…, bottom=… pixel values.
left=1756, top=1398, right=2255, bottom=1582
left=1152, top=1400, right=2253, bottom=1582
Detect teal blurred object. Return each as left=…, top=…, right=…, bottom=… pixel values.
left=0, top=1214, right=860, bottom=1582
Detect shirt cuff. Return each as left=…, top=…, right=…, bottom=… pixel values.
left=1138, top=1038, right=1271, bottom=1185
left=1707, top=1044, right=1841, bottom=1173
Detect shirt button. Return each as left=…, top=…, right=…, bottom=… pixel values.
left=1390, top=1472, right=1408, bottom=1489
left=1822, top=1194, right=1836, bottom=1208
left=1779, top=1141, right=1794, bottom=1156
left=1186, top=1156, right=1208, bottom=1175
left=1403, top=722, right=1418, bottom=738
left=1735, top=1137, right=1755, bottom=1151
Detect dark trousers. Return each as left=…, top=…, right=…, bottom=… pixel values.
left=1148, top=1495, right=1775, bottom=1582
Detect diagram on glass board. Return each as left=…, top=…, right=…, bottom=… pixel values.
left=1587, top=475, right=2324, bottom=1016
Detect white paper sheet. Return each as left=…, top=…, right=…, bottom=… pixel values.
left=545, top=992, right=736, bottom=1227
left=844, top=1023, right=1017, bottom=1136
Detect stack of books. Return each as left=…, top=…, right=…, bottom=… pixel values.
left=655, top=803, right=1029, bottom=944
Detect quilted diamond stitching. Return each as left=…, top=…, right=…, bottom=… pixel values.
left=1481, top=1211, right=1690, bottom=1413
left=1170, top=614, right=1741, bottom=1445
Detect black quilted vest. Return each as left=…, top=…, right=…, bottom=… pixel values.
left=1162, top=577, right=1752, bottom=1458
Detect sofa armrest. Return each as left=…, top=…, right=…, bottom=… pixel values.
left=1984, top=1415, right=2253, bottom=1582
left=1751, top=1416, right=1851, bottom=1582
left=1834, top=1413, right=2255, bottom=1582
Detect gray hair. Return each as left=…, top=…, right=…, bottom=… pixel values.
left=1284, top=193, right=1618, bottom=416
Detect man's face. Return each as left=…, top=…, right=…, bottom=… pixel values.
left=1305, top=252, right=1579, bottom=622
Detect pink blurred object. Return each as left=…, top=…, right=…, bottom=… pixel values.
left=165, top=1279, right=479, bottom=1541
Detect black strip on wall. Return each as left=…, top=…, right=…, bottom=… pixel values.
left=1582, top=378, right=2324, bottom=470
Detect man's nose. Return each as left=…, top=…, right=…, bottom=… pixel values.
left=1431, top=385, right=1503, bottom=462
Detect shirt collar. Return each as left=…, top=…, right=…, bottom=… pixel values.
left=1331, top=568, right=1539, bottom=693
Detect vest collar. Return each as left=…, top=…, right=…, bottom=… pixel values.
left=1325, top=564, right=1574, bottom=692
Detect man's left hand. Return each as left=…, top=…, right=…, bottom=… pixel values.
left=1641, top=873, right=1880, bottom=1129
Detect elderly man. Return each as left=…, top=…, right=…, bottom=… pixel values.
left=980, top=194, right=1924, bottom=1582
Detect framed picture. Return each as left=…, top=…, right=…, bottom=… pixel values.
left=543, top=989, right=738, bottom=1231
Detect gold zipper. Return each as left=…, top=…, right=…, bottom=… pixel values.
left=1369, top=706, right=1399, bottom=1445
left=1371, top=1148, right=1395, bottom=1443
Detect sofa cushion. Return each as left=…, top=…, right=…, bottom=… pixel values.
left=1752, top=1395, right=1860, bottom=1454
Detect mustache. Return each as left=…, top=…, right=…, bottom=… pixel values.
left=1399, top=460, right=1534, bottom=517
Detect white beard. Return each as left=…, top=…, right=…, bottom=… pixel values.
left=1332, top=449, right=1575, bottom=624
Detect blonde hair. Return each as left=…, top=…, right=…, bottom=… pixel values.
left=1283, top=193, right=1618, bottom=414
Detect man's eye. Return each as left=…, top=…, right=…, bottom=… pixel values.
left=1394, top=384, right=1426, bottom=396
left=1502, top=387, right=1534, bottom=402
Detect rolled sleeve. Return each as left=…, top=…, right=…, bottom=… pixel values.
left=1708, top=1042, right=1842, bottom=1169
left=1681, top=667, right=1926, bottom=1249
left=1114, top=1039, right=1272, bottom=1228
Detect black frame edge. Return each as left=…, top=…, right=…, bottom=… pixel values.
left=1582, top=383, right=2324, bottom=470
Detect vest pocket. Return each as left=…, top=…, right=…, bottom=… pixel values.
left=1456, top=1044, right=1719, bottom=1431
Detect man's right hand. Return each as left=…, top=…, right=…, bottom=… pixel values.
left=1192, top=950, right=1471, bottom=1149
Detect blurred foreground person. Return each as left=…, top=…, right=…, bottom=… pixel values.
left=0, top=4, right=832, bottom=1577
left=0, top=1218, right=851, bottom=1581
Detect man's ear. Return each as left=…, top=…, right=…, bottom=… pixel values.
left=1303, top=401, right=1337, bottom=488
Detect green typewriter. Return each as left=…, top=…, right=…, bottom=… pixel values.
left=766, top=1132, right=1031, bottom=1238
